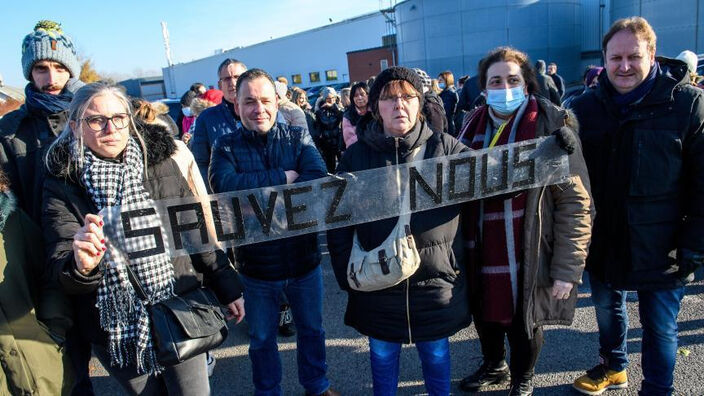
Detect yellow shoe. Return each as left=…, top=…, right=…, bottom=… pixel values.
left=573, top=364, right=628, bottom=395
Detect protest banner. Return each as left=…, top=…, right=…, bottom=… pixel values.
left=102, top=137, right=569, bottom=258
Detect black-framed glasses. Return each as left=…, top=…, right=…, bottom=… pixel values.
left=81, top=113, right=129, bottom=132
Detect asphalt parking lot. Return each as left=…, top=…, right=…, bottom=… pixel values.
left=91, top=240, right=704, bottom=395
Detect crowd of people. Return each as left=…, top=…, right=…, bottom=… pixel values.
left=0, top=15, right=701, bottom=396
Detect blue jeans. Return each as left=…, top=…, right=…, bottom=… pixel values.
left=589, top=273, right=684, bottom=396
left=368, top=337, right=450, bottom=396
left=239, top=266, right=329, bottom=396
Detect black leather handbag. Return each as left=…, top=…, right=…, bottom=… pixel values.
left=125, top=264, right=228, bottom=366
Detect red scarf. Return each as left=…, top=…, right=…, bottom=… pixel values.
left=463, top=98, right=538, bottom=324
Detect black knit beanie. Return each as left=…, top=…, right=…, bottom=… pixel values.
left=368, top=66, right=425, bottom=113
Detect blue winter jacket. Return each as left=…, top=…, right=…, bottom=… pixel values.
left=189, top=101, right=239, bottom=192
left=209, top=122, right=327, bottom=280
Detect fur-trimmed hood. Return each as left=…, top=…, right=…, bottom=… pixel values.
left=46, top=119, right=177, bottom=179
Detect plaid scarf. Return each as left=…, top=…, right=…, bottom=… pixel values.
left=461, top=97, right=538, bottom=325
left=80, top=137, right=174, bottom=374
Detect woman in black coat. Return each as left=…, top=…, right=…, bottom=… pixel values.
left=327, top=67, right=471, bottom=395
left=42, top=82, right=244, bottom=395
left=437, top=71, right=459, bottom=136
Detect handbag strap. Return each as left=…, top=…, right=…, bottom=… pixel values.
left=123, top=262, right=151, bottom=303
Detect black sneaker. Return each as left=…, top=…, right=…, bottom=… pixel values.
left=459, top=360, right=510, bottom=392
left=508, top=379, right=533, bottom=396
left=278, top=306, right=296, bottom=337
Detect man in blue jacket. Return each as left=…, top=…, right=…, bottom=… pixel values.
left=209, top=68, right=337, bottom=396
left=571, top=17, right=704, bottom=396
left=189, top=58, right=247, bottom=192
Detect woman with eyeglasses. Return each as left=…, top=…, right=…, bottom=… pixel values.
left=327, top=67, right=471, bottom=395
left=42, top=82, right=245, bottom=395
left=456, top=47, right=592, bottom=396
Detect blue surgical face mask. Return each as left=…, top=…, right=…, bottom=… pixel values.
left=486, top=86, right=526, bottom=115
left=182, top=107, right=193, bottom=117
left=438, top=82, right=446, bottom=90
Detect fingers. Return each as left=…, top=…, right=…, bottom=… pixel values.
left=84, top=213, right=104, bottom=228
left=75, top=228, right=105, bottom=251
left=225, top=299, right=245, bottom=324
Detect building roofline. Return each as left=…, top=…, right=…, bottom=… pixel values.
left=200, top=11, right=384, bottom=62
left=347, top=45, right=395, bottom=55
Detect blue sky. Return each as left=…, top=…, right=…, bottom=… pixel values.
left=1, top=0, right=388, bottom=87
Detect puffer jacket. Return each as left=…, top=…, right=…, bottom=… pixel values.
left=209, top=122, right=327, bottom=281
left=0, top=104, right=65, bottom=223
left=571, top=57, right=704, bottom=290
left=189, top=100, right=239, bottom=192
left=0, top=192, right=73, bottom=395
left=327, top=116, right=472, bottom=343
left=314, top=105, right=343, bottom=151
left=423, top=91, right=448, bottom=134
left=463, top=97, right=593, bottom=335
left=42, top=123, right=242, bottom=346
left=278, top=98, right=309, bottom=133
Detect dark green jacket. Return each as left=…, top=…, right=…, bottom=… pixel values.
left=0, top=192, right=73, bottom=395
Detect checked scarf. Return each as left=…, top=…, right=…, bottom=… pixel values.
left=80, top=137, right=174, bottom=374
left=460, top=97, right=538, bottom=325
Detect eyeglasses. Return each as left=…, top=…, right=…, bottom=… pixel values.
left=379, top=94, right=418, bottom=103
left=81, top=113, right=129, bottom=132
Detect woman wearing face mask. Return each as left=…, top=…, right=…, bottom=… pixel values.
left=341, top=81, right=369, bottom=148
left=437, top=71, right=459, bottom=136
left=457, top=47, right=593, bottom=396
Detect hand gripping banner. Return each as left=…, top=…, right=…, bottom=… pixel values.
left=101, top=137, right=570, bottom=259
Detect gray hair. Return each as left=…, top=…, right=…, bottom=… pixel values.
left=535, top=59, right=546, bottom=74
left=45, top=82, right=148, bottom=177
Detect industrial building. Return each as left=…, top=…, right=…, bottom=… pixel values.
left=162, top=0, right=704, bottom=99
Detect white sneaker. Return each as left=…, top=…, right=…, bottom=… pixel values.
left=206, top=352, right=216, bottom=377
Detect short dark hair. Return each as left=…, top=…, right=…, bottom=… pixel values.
left=548, top=62, right=557, bottom=68
left=235, top=68, right=276, bottom=99
left=478, top=47, right=539, bottom=94
left=217, top=58, right=246, bottom=77
left=190, top=82, right=205, bottom=92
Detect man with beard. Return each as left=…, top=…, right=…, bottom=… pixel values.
left=190, top=58, right=247, bottom=192
left=0, top=20, right=83, bottom=223
left=0, top=20, right=89, bottom=395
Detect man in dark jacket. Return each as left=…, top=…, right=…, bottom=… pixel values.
left=534, top=60, right=561, bottom=106
left=189, top=58, right=246, bottom=192
left=0, top=20, right=83, bottom=224
left=547, top=62, right=566, bottom=98
left=0, top=20, right=90, bottom=396
left=209, top=69, right=338, bottom=396
left=571, top=17, right=704, bottom=396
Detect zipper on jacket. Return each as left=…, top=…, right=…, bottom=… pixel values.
left=394, top=136, right=413, bottom=344
left=527, top=186, right=547, bottom=337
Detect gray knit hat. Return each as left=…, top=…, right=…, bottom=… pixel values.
left=413, top=68, right=432, bottom=91
left=21, top=20, right=81, bottom=80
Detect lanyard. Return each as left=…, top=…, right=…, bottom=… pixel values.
left=488, top=120, right=510, bottom=148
